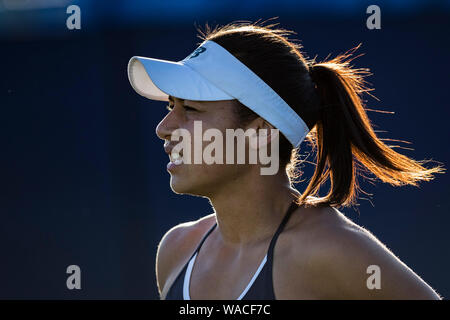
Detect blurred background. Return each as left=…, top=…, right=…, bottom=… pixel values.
left=1, top=0, right=449, bottom=299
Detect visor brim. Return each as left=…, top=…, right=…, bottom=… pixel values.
left=127, top=56, right=234, bottom=102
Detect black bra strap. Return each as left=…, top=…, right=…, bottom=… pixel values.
left=189, top=221, right=217, bottom=259
left=267, top=201, right=299, bottom=258
left=191, top=201, right=298, bottom=260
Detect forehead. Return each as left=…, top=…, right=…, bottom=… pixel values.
left=168, top=95, right=179, bottom=102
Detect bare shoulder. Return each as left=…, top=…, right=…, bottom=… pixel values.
left=292, top=206, right=390, bottom=265
left=156, top=213, right=216, bottom=298
left=282, top=205, right=441, bottom=299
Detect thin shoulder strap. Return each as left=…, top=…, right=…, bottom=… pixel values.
left=188, top=221, right=217, bottom=260
left=267, top=201, right=299, bottom=259
left=193, top=202, right=296, bottom=260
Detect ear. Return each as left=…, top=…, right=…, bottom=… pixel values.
left=258, top=120, right=279, bottom=149
left=248, top=118, right=279, bottom=150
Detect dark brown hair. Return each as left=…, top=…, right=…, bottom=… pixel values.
left=198, top=21, right=445, bottom=209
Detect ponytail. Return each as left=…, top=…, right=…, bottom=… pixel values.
left=297, top=47, right=446, bottom=208
left=202, top=22, right=445, bottom=209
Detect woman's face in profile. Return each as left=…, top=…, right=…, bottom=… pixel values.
left=156, top=96, right=255, bottom=197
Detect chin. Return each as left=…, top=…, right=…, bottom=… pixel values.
left=169, top=180, right=191, bottom=195
left=169, top=175, right=203, bottom=196
left=169, top=172, right=221, bottom=198
left=167, top=164, right=243, bottom=197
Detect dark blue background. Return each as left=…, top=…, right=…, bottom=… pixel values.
left=1, top=0, right=449, bottom=299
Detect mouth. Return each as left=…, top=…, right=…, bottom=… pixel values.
left=169, top=150, right=184, bottom=165
left=166, top=148, right=185, bottom=172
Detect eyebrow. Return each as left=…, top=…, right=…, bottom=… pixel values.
left=168, top=96, right=202, bottom=108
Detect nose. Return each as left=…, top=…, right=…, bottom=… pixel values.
left=156, top=110, right=178, bottom=141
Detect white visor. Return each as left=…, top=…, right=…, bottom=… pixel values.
left=127, top=40, right=310, bottom=147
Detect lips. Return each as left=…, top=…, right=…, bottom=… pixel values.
left=170, top=150, right=183, bottom=165
left=164, top=143, right=184, bottom=169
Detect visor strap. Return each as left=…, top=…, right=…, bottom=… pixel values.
left=182, top=40, right=310, bottom=147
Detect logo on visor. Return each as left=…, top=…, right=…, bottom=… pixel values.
left=187, top=47, right=206, bottom=59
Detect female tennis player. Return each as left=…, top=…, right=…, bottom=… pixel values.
left=127, top=22, right=445, bottom=300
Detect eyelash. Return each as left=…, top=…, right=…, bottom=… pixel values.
left=166, top=104, right=197, bottom=112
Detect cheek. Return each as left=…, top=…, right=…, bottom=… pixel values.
left=169, top=121, right=254, bottom=194
left=182, top=117, right=238, bottom=160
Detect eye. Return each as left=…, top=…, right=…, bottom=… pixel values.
left=166, top=104, right=174, bottom=112
left=183, top=105, right=197, bottom=112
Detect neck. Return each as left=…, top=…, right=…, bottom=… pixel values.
left=207, top=169, right=300, bottom=246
